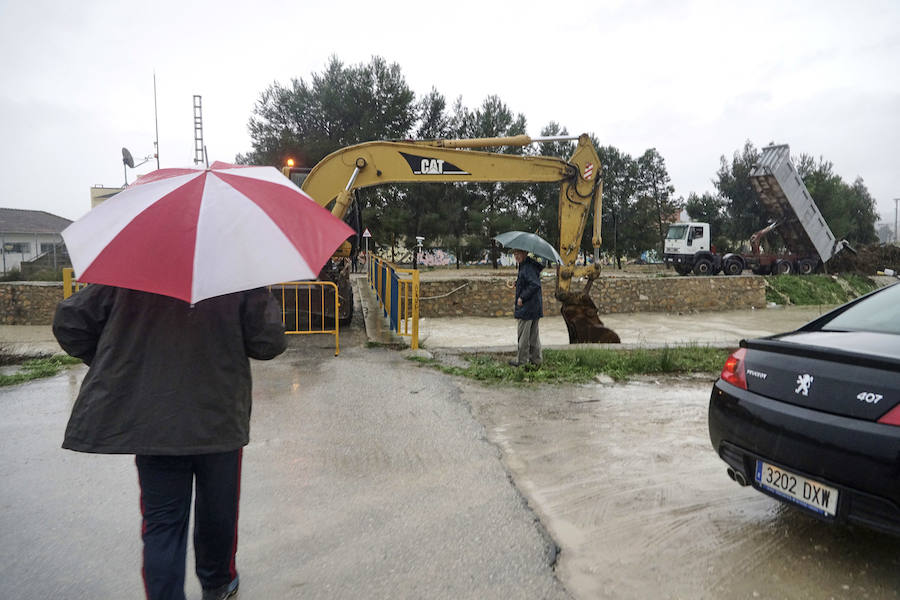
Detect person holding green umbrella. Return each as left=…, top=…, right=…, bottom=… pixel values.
left=510, top=249, right=544, bottom=367
left=493, top=231, right=559, bottom=368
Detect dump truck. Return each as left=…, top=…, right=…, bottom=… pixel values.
left=664, top=143, right=850, bottom=276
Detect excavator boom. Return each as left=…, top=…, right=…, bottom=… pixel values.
left=302, top=136, right=577, bottom=219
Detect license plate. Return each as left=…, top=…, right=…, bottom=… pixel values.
left=755, top=461, right=839, bottom=517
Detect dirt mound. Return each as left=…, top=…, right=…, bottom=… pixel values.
left=828, top=243, right=900, bottom=274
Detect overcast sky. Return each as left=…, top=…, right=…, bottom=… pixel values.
left=2, top=0, right=898, bottom=228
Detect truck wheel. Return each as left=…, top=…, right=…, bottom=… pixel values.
left=723, top=259, right=742, bottom=275
left=752, top=265, right=771, bottom=275
left=774, top=259, right=794, bottom=275
left=693, top=258, right=713, bottom=276
left=798, top=259, right=815, bottom=275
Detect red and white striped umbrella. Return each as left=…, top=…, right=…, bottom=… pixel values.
left=63, top=161, right=354, bottom=304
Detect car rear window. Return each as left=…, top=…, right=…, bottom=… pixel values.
left=820, top=283, right=900, bottom=335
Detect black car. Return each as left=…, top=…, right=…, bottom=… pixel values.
left=709, top=282, right=900, bottom=535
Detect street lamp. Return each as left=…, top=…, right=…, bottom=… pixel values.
left=414, top=236, right=425, bottom=270
left=1, top=242, right=12, bottom=274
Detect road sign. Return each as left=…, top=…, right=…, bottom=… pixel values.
left=362, top=228, right=372, bottom=238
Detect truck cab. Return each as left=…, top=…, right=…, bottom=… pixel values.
left=666, top=223, right=710, bottom=254
left=664, top=222, right=719, bottom=275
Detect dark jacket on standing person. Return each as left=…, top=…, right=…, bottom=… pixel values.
left=514, top=256, right=544, bottom=321
left=52, top=285, right=287, bottom=455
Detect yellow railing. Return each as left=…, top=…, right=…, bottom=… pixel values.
left=62, top=268, right=87, bottom=298
left=62, top=269, right=340, bottom=355
left=272, top=281, right=341, bottom=356
left=367, top=256, right=420, bottom=349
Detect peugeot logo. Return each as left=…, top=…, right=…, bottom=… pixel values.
left=795, top=374, right=814, bottom=396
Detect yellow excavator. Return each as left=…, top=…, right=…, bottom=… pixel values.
left=283, top=134, right=620, bottom=343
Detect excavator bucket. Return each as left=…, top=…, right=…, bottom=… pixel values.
left=557, top=284, right=621, bottom=344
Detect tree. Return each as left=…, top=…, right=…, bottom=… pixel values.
left=529, top=122, right=575, bottom=250
left=876, top=222, right=895, bottom=243
left=457, top=96, right=529, bottom=268
left=238, top=56, right=416, bottom=168
left=714, top=141, right=765, bottom=244
left=596, top=144, right=639, bottom=269
left=636, top=148, right=679, bottom=257
left=684, top=191, right=725, bottom=228
left=684, top=192, right=729, bottom=251
left=393, top=88, right=456, bottom=267
left=796, top=155, right=879, bottom=246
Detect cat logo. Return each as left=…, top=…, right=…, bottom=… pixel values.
left=400, top=152, right=470, bottom=176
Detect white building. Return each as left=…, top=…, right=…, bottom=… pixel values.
left=0, top=208, right=72, bottom=274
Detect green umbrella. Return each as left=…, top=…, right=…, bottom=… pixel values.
left=493, top=231, right=562, bottom=265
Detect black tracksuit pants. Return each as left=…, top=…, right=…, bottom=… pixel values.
left=136, top=449, right=242, bottom=600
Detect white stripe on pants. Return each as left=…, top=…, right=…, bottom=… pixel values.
left=517, top=318, right=542, bottom=365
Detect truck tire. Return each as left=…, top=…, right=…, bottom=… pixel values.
left=798, top=259, right=816, bottom=275
left=693, top=258, right=713, bottom=276
left=774, top=259, right=794, bottom=275
left=723, top=259, right=742, bottom=275
left=752, top=265, right=771, bottom=275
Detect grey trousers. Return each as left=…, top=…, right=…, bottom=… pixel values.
left=517, top=318, right=542, bottom=365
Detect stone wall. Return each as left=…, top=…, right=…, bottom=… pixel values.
left=0, top=282, right=64, bottom=325
left=2, top=276, right=767, bottom=325
left=419, top=275, right=766, bottom=318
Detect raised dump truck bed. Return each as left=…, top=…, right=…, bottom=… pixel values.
left=749, top=144, right=841, bottom=263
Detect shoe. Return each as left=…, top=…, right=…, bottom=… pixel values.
left=508, top=360, right=520, bottom=367
left=202, top=575, right=239, bottom=600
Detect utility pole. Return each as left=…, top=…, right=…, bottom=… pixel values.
left=895, top=198, right=899, bottom=244
left=153, top=72, right=160, bottom=169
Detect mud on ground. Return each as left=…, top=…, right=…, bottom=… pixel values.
left=828, top=243, right=900, bottom=275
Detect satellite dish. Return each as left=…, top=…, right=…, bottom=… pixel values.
left=122, top=147, right=135, bottom=168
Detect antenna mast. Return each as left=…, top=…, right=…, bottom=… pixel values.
left=193, top=95, right=204, bottom=166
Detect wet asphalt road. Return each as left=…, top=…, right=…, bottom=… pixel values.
left=4, top=292, right=900, bottom=599
left=0, top=320, right=566, bottom=600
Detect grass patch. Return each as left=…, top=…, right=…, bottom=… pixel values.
left=764, top=274, right=877, bottom=305
left=410, top=346, right=732, bottom=385
left=0, top=355, right=82, bottom=387
left=841, top=273, right=878, bottom=297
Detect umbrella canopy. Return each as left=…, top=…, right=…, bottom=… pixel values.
left=493, top=231, right=562, bottom=265
left=63, top=161, right=355, bottom=304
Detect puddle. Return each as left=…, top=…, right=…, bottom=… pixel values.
left=463, top=379, right=900, bottom=599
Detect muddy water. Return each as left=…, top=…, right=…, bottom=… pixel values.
left=419, top=306, right=836, bottom=350
left=463, top=379, right=900, bottom=599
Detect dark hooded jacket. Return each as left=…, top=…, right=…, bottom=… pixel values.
left=514, top=256, right=544, bottom=321
left=52, top=285, right=286, bottom=455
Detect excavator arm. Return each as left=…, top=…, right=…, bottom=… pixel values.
left=286, top=133, right=620, bottom=343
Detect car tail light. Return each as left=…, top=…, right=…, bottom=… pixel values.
left=720, top=348, right=747, bottom=390
left=877, top=405, right=900, bottom=426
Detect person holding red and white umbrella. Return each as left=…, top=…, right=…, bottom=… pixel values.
left=53, top=162, right=354, bottom=600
